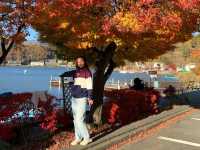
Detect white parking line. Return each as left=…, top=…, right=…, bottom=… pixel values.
left=158, top=136, right=200, bottom=147
left=191, top=118, right=200, bottom=121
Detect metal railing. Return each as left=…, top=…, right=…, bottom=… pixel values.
left=176, top=81, right=200, bottom=95
left=60, top=77, right=73, bottom=114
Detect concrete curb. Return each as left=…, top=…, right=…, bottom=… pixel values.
left=66, top=105, right=192, bottom=150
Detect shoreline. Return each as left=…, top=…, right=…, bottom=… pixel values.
left=0, top=65, right=69, bottom=69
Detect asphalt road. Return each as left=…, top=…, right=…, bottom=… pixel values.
left=120, top=109, right=200, bottom=150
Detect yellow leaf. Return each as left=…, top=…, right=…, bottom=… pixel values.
left=59, top=22, right=69, bottom=29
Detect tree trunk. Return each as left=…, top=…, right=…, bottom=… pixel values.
left=0, top=53, right=8, bottom=64
left=0, top=25, right=23, bottom=65
left=92, top=62, right=106, bottom=124
left=90, top=42, right=117, bottom=125
left=0, top=39, right=14, bottom=65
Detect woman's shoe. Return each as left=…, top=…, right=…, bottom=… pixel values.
left=70, top=139, right=82, bottom=146
left=80, top=139, right=92, bottom=146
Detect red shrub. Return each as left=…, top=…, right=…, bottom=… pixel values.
left=0, top=93, right=72, bottom=141
left=40, top=111, right=58, bottom=132
left=104, top=89, right=160, bottom=125
left=0, top=126, right=16, bottom=141
left=103, top=100, right=120, bottom=124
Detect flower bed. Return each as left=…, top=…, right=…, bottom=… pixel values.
left=0, top=93, right=72, bottom=141
left=103, top=89, right=160, bottom=125
left=0, top=89, right=160, bottom=147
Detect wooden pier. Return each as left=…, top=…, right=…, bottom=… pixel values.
left=49, top=76, right=62, bottom=87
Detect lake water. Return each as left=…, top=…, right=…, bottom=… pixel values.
left=0, top=66, right=178, bottom=98
left=0, top=66, right=68, bottom=98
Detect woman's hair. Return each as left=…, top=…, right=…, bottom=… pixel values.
left=75, top=56, right=88, bottom=68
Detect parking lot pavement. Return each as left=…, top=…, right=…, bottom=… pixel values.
left=120, top=109, right=200, bottom=150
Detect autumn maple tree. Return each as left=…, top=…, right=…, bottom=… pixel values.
left=0, top=0, right=35, bottom=64
left=31, top=0, right=200, bottom=123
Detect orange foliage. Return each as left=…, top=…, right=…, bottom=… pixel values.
left=31, top=0, right=200, bottom=62
left=0, top=1, right=34, bottom=39
left=191, top=50, right=200, bottom=57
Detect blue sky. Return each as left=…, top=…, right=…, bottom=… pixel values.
left=192, top=31, right=200, bottom=37
left=26, top=27, right=39, bottom=41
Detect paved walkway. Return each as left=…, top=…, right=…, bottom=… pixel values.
left=120, top=109, right=200, bottom=150
left=66, top=91, right=200, bottom=150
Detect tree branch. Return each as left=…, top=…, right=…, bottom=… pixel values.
left=1, top=38, right=6, bottom=53
left=103, top=42, right=116, bottom=61
left=104, top=59, right=116, bottom=83
left=91, top=47, right=101, bottom=53
left=0, top=24, right=24, bottom=65
left=7, top=39, right=14, bottom=51
left=16, top=24, right=24, bottom=35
